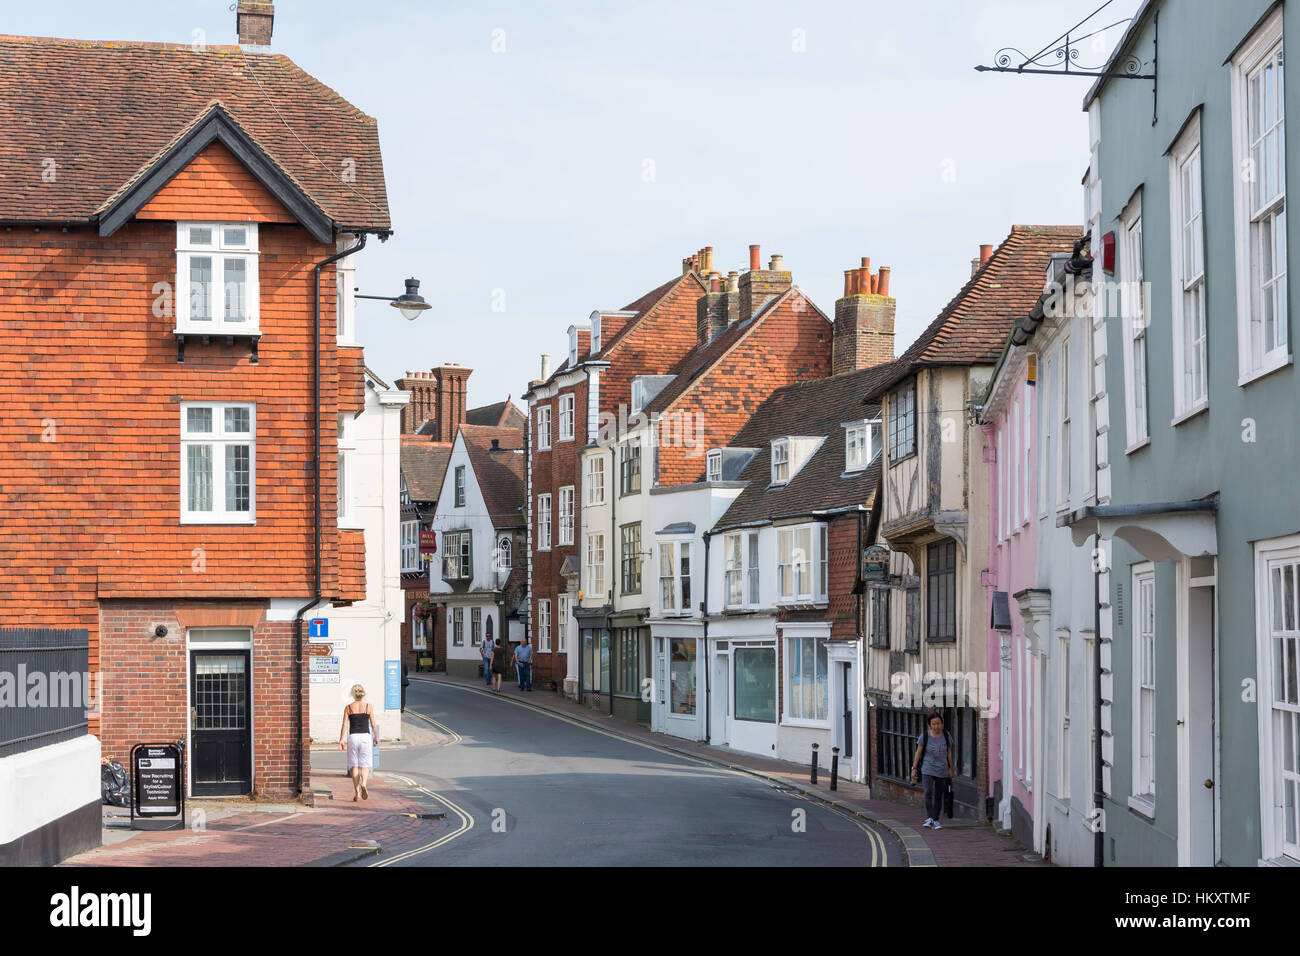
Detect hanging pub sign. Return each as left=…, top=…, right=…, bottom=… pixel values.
left=862, top=545, right=889, bottom=582
left=419, top=530, right=438, bottom=556
left=130, top=742, right=185, bottom=831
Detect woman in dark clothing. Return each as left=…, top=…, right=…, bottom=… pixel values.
left=910, top=710, right=954, bottom=830
left=490, top=638, right=508, bottom=693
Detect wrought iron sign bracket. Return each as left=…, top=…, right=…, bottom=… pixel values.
left=975, top=8, right=1158, bottom=125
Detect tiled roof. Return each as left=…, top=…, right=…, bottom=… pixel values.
left=866, top=225, right=1081, bottom=398
left=0, top=36, right=390, bottom=230
left=643, top=286, right=826, bottom=416
left=593, top=273, right=705, bottom=359
left=400, top=437, right=452, bottom=502
left=713, top=362, right=899, bottom=531
left=461, top=424, right=526, bottom=528
left=465, top=400, right=525, bottom=429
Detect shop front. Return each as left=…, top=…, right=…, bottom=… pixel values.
left=650, top=624, right=704, bottom=740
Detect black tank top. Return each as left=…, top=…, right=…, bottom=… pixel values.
left=348, top=709, right=371, bottom=734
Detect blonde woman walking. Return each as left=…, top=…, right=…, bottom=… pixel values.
left=339, top=683, right=379, bottom=801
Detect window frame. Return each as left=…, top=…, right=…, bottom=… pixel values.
left=558, top=485, right=574, bottom=546
left=451, top=606, right=464, bottom=647
left=771, top=439, right=791, bottom=484
left=1231, top=9, right=1291, bottom=384
left=1118, top=192, right=1150, bottom=450
left=620, top=522, right=643, bottom=595
left=706, top=450, right=722, bottom=483
left=1168, top=113, right=1209, bottom=420
left=784, top=634, right=830, bottom=726
left=180, top=401, right=256, bottom=524
left=174, top=222, right=260, bottom=333
left=537, top=493, right=552, bottom=551
left=454, top=465, right=466, bottom=508
left=776, top=525, right=819, bottom=605
left=869, top=585, right=891, bottom=649
left=1254, top=534, right=1300, bottom=862
left=536, top=405, right=552, bottom=451
left=400, top=519, right=420, bottom=573
left=659, top=539, right=693, bottom=616
left=925, top=539, right=957, bottom=643
left=337, top=413, right=357, bottom=527
left=1056, top=335, right=1072, bottom=512
left=537, top=598, right=551, bottom=652
left=844, top=419, right=879, bottom=473
left=1130, top=561, right=1157, bottom=817
left=586, top=532, right=606, bottom=598
left=470, top=606, right=482, bottom=647
left=584, top=455, right=606, bottom=506
left=619, top=440, right=641, bottom=496
left=442, top=530, right=473, bottom=581
left=558, top=393, right=576, bottom=442
left=888, top=383, right=917, bottom=462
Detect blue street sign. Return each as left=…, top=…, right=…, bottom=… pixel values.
left=385, top=660, right=401, bottom=710
left=309, top=618, right=328, bottom=639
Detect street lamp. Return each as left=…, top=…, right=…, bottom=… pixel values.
left=356, top=277, right=433, bottom=321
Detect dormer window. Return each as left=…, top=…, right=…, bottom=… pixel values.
left=706, top=450, right=722, bottom=483
left=771, top=439, right=790, bottom=484
left=176, top=222, right=259, bottom=333
left=630, top=378, right=645, bottom=415
left=592, top=314, right=602, bottom=352
left=844, top=419, right=882, bottom=472
left=568, top=327, right=579, bottom=367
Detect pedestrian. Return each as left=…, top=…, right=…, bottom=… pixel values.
left=910, top=710, right=954, bottom=830
left=480, top=630, right=494, bottom=686
left=338, top=683, right=379, bottom=802
left=514, top=636, right=534, bottom=692
left=490, top=637, right=508, bottom=693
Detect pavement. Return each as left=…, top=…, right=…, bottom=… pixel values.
left=413, top=673, right=1047, bottom=868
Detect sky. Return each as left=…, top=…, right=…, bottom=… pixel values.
left=15, top=0, right=1141, bottom=409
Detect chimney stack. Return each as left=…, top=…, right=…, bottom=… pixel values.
left=972, top=243, right=993, bottom=276
left=236, top=1, right=274, bottom=46
left=540, top=354, right=551, bottom=380
left=396, top=365, right=473, bottom=439
left=737, top=244, right=792, bottom=323
left=697, top=270, right=728, bottom=345
left=832, top=255, right=896, bottom=375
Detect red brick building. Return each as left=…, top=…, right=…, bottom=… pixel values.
left=0, top=8, right=392, bottom=798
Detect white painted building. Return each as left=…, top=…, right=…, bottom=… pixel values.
left=309, top=369, right=408, bottom=742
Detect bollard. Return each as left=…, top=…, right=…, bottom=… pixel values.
left=831, top=746, right=840, bottom=791
left=811, top=742, right=819, bottom=785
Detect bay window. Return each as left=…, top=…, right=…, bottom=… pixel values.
left=659, top=540, right=691, bottom=615
left=442, top=531, right=472, bottom=581
left=181, top=402, right=255, bottom=523
left=771, top=439, right=790, bottom=484
left=401, top=520, right=420, bottom=572
left=777, top=526, right=816, bottom=603
left=724, top=531, right=760, bottom=608
left=585, top=455, right=606, bottom=505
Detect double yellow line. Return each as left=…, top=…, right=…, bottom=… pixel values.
left=405, top=706, right=462, bottom=745
left=369, top=771, right=474, bottom=866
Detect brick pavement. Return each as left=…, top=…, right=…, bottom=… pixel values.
left=415, top=674, right=1047, bottom=867
left=65, top=772, right=447, bottom=867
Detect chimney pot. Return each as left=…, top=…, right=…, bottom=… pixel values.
left=709, top=273, right=721, bottom=293
left=491, top=438, right=500, bottom=451
left=844, top=270, right=855, bottom=298
left=540, top=353, right=551, bottom=380
left=768, top=254, right=783, bottom=271
left=877, top=267, right=891, bottom=297
left=979, top=243, right=994, bottom=265
left=727, top=270, right=739, bottom=294
left=861, top=257, right=870, bottom=270
left=749, top=245, right=761, bottom=270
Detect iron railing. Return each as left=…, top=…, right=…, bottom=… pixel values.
left=0, top=627, right=91, bottom=758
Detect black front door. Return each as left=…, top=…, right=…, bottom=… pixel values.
left=190, top=650, right=252, bottom=796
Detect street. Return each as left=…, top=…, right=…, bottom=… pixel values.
left=312, top=680, right=904, bottom=866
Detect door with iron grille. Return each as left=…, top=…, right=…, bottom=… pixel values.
left=190, top=650, right=252, bottom=795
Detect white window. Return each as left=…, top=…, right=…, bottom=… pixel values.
left=1056, top=336, right=1071, bottom=510
left=536, top=406, right=551, bottom=450
left=175, top=222, right=259, bottom=332
left=1169, top=116, right=1208, bottom=417
left=335, top=236, right=357, bottom=344
left=181, top=403, right=255, bottom=523
left=1131, top=562, right=1156, bottom=812
left=1022, top=384, right=1032, bottom=525
left=1058, top=631, right=1071, bottom=801
left=844, top=420, right=879, bottom=472
left=454, top=466, right=466, bottom=508
left=706, top=450, right=722, bottom=483
left=585, top=456, right=605, bottom=505
left=495, top=534, right=512, bottom=573
left=443, top=530, right=472, bottom=580
left=777, top=526, right=815, bottom=603
left=537, top=493, right=552, bottom=550
left=557, top=595, right=570, bottom=653
left=337, top=414, right=356, bottom=526
left=630, top=378, right=646, bottom=415
left=452, top=607, right=464, bottom=646
left=1119, top=196, right=1149, bottom=448
left=558, top=486, right=574, bottom=545
left=412, top=615, right=427, bottom=651
left=558, top=394, right=575, bottom=441
left=1256, top=537, right=1300, bottom=861
left=586, top=532, right=605, bottom=596
left=724, top=531, right=761, bottom=609
left=537, top=598, right=551, bottom=652
left=785, top=635, right=829, bottom=723
left=771, top=439, right=790, bottom=484
left=470, top=607, right=482, bottom=647
left=659, top=541, right=692, bottom=615
left=818, top=526, right=828, bottom=600
left=1010, top=402, right=1020, bottom=535
left=1039, top=353, right=1053, bottom=518
left=401, top=520, right=420, bottom=572
left=1232, top=11, right=1290, bottom=382
left=568, top=327, right=579, bottom=367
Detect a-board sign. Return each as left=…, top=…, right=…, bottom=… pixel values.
left=131, top=743, right=183, bottom=824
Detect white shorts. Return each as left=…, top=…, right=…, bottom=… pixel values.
left=347, top=732, right=373, bottom=769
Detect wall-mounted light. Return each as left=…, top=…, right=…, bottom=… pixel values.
left=356, top=277, right=433, bottom=321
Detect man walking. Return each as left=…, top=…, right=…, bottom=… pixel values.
left=480, top=632, right=494, bottom=687
left=513, top=636, right=534, bottom=692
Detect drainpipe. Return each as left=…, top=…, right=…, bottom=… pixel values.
left=293, top=232, right=367, bottom=796
left=1093, top=530, right=1104, bottom=867
left=609, top=443, right=617, bottom=714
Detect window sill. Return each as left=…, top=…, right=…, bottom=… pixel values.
left=558, top=435, right=575, bottom=443
left=1170, top=400, right=1209, bottom=427
left=782, top=717, right=831, bottom=730
left=180, top=515, right=256, bottom=525
left=1124, top=437, right=1150, bottom=455
left=1238, top=353, right=1293, bottom=387
left=339, top=519, right=364, bottom=531
left=1127, top=794, right=1155, bottom=820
